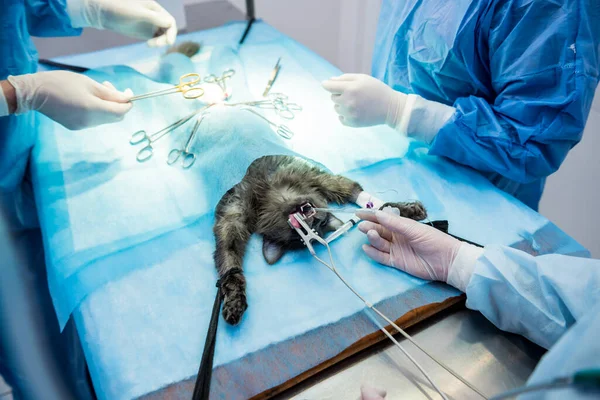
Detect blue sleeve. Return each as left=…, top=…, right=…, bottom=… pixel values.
left=521, top=301, right=600, bottom=399
left=25, top=0, right=82, bottom=37
left=429, top=0, right=600, bottom=184
left=465, top=245, right=600, bottom=350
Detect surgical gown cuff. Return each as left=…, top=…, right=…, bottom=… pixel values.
left=393, top=94, right=455, bottom=145
left=0, top=87, right=8, bottom=117
left=67, top=0, right=91, bottom=28
left=7, top=75, right=35, bottom=115
left=446, top=243, right=484, bottom=292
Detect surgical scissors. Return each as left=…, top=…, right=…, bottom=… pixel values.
left=204, top=69, right=235, bottom=98
left=130, top=105, right=212, bottom=162
left=167, top=113, right=207, bottom=168
left=232, top=93, right=302, bottom=120
left=240, top=107, right=294, bottom=139
left=129, top=73, right=205, bottom=101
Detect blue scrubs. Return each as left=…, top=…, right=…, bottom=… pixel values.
left=0, top=0, right=81, bottom=191
left=373, top=0, right=600, bottom=210
left=467, top=246, right=600, bottom=398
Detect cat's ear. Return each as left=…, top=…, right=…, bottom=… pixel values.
left=262, top=238, right=285, bottom=265
left=324, top=214, right=344, bottom=233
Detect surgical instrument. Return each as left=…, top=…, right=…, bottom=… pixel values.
left=262, top=57, right=281, bottom=97
left=235, top=93, right=302, bottom=120
left=289, top=207, right=489, bottom=400
left=129, top=73, right=204, bottom=101
left=489, top=368, right=600, bottom=399
left=240, top=107, right=294, bottom=139
left=204, top=69, right=235, bottom=98
left=130, top=105, right=212, bottom=162
left=167, top=113, right=208, bottom=169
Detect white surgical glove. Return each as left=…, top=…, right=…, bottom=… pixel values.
left=321, top=74, right=404, bottom=128
left=68, top=0, right=177, bottom=47
left=360, top=385, right=387, bottom=400
left=7, top=71, right=133, bottom=130
left=322, top=74, right=456, bottom=144
left=356, top=210, right=483, bottom=292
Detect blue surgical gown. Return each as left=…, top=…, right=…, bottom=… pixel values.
left=0, top=0, right=81, bottom=215
left=373, top=0, right=600, bottom=210
left=467, top=246, right=600, bottom=398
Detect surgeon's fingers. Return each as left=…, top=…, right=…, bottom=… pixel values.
left=147, top=20, right=177, bottom=47
left=145, top=1, right=177, bottom=47
left=99, top=99, right=133, bottom=116
left=362, top=244, right=392, bottom=267
left=358, top=220, right=392, bottom=240
left=322, top=79, right=348, bottom=94
left=330, top=93, right=341, bottom=103
left=375, top=211, right=423, bottom=240
left=367, top=230, right=391, bottom=253
left=96, top=82, right=133, bottom=103
left=328, top=73, right=364, bottom=81
left=102, top=81, right=116, bottom=91
left=361, top=385, right=387, bottom=400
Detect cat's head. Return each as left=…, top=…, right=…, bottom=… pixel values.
left=256, top=190, right=342, bottom=265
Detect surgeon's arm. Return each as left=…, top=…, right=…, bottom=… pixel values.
left=357, top=211, right=600, bottom=350
left=462, top=246, right=600, bottom=350
left=428, top=2, right=600, bottom=185
left=24, top=0, right=82, bottom=37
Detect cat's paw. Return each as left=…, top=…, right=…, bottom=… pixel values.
left=380, top=201, right=427, bottom=221
left=222, top=291, right=248, bottom=325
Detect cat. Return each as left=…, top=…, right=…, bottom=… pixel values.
left=213, top=155, right=428, bottom=325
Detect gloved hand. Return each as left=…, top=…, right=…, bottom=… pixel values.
left=356, top=209, right=462, bottom=282
left=68, top=0, right=177, bottom=46
left=7, top=71, right=133, bottom=130
left=321, top=73, right=407, bottom=128
left=360, top=385, right=387, bottom=400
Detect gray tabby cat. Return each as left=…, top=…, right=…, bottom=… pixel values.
left=213, top=155, right=427, bottom=325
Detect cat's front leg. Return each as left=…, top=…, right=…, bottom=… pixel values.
left=213, top=190, right=252, bottom=325
left=313, top=174, right=364, bottom=204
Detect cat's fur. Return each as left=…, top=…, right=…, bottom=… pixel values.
left=213, top=155, right=427, bottom=325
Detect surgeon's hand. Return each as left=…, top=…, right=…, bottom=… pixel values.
left=69, top=0, right=177, bottom=46
left=360, top=385, right=387, bottom=400
left=7, top=71, right=133, bottom=130
left=357, top=210, right=484, bottom=291
left=357, top=210, right=462, bottom=282
left=322, top=74, right=407, bottom=128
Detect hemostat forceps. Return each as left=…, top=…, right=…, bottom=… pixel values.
left=288, top=203, right=360, bottom=253
left=129, top=73, right=204, bottom=101
left=130, top=104, right=211, bottom=162
left=167, top=113, right=208, bottom=168
left=204, top=69, right=235, bottom=98
left=241, top=107, right=294, bottom=139
left=289, top=211, right=329, bottom=256
left=233, top=93, right=302, bottom=120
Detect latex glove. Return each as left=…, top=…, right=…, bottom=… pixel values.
left=360, top=385, right=387, bottom=400
left=321, top=73, right=406, bottom=128
left=356, top=210, right=462, bottom=282
left=68, top=0, right=177, bottom=46
left=7, top=71, right=133, bottom=130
